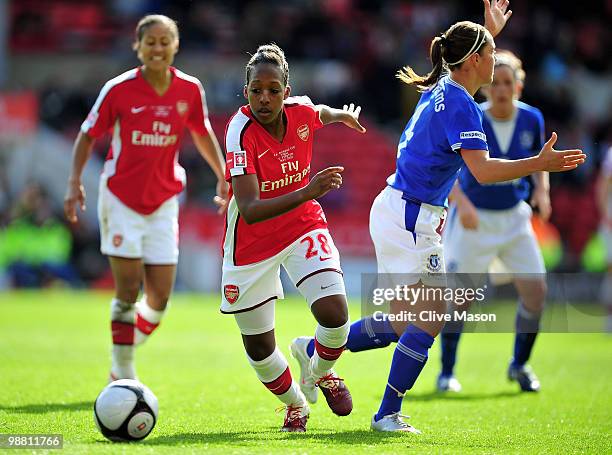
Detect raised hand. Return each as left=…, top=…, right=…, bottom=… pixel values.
left=304, top=166, right=344, bottom=200
left=341, top=103, right=366, bottom=133
left=537, top=132, right=586, bottom=172
left=64, top=179, right=86, bottom=223
left=483, top=0, right=512, bottom=37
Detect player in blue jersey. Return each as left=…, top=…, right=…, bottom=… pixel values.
left=437, top=50, right=548, bottom=394
left=290, top=0, right=586, bottom=433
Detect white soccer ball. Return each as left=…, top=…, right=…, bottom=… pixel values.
left=94, top=379, right=158, bottom=442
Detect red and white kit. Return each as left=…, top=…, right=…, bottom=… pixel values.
left=221, top=96, right=345, bottom=320
left=82, top=66, right=211, bottom=263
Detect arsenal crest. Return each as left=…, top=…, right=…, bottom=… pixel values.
left=297, top=124, right=309, bottom=141
left=176, top=100, right=188, bottom=116
left=224, top=284, right=239, bottom=304
left=112, top=234, right=123, bottom=247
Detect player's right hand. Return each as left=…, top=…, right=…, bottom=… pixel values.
left=458, top=199, right=479, bottom=230
left=537, top=132, right=586, bottom=172
left=64, top=179, right=86, bottom=223
left=304, top=166, right=344, bottom=200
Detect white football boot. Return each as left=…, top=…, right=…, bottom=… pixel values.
left=289, top=337, right=318, bottom=403
left=436, top=374, right=462, bottom=392
left=370, top=412, right=421, bottom=433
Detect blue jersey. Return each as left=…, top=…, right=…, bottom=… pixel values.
left=459, top=101, right=545, bottom=210
left=387, top=75, right=488, bottom=207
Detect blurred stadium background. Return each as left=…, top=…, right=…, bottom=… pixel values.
left=0, top=0, right=611, bottom=294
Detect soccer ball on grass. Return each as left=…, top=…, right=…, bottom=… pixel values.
left=94, top=379, right=158, bottom=442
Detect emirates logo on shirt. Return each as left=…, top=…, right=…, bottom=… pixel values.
left=112, top=234, right=123, bottom=247
left=224, top=284, right=240, bottom=304
left=297, top=124, right=310, bottom=141
left=176, top=100, right=188, bottom=116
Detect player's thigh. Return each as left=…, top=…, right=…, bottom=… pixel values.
left=233, top=301, right=277, bottom=360
left=143, top=264, right=176, bottom=310
left=370, top=190, right=445, bottom=287
left=234, top=299, right=276, bottom=336
left=498, top=205, right=546, bottom=276
left=142, top=196, right=179, bottom=265
left=220, top=253, right=284, bottom=314
left=283, top=229, right=346, bottom=309
left=98, top=179, right=147, bottom=260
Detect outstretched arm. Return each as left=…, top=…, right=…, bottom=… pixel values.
left=461, top=132, right=585, bottom=184
left=318, top=103, right=366, bottom=133
left=483, top=0, right=512, bottom=38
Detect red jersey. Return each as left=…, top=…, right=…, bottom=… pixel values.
left=223, top=97, right=328, bottom=266
left=81, top=67, right=211, bottom=214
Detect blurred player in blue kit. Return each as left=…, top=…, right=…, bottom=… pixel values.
left=291, top=0, right=586, bottom=433
left=438, top=50, right=548, bottom=394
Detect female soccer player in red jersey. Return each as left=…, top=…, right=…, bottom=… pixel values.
left=63, top=15, right=228, bottom=382
left=221, top=44, right=365, bottom=432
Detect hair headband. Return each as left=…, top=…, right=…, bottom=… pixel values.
left=444, top=28, right=486, bottom=66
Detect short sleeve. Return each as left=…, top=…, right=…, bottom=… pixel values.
left=285, top=96, right=323, bottom=131
left=81, top=83, right=116, bottom=138
left=187, top=80, right=211, bottom=136
left=224, top=114, right=256, bottom=181
left=445, top=101, right=488, bottom=153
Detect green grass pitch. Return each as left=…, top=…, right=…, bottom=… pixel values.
left=1, top=291, right=611, bottom=454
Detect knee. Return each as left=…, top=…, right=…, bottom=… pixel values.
left=523, top=280, right=547, bottom=312
left=312, top=295, right=348, bottom=328
left=243, top=336, right=276, bottom=361
left=116, top=279, right=141, bottom=302
left=146, top=292, right=170, bottom=310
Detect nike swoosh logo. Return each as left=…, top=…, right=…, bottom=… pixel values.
left=319, top=257, right=332, bottom=261
left=131, top=106, right=146, bottom=114
left=321, top=283, right=336, bottom=290
left=258, top=148, right=271, bottom=159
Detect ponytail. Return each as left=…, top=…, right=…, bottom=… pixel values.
left=397, top=36, right=445, bottom=92
left=397, top=21, right=491, bottom=92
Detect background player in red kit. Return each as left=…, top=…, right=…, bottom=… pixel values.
left=63, top=14, right=227, bottom=382
left=221, top=44, right=365, bottom=432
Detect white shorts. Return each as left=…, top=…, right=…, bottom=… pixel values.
left=97, top=177, right=179, bottom=264
left=369, top=186, right=447, bottom=287
left=220, top=228, right=345, bottom=316
left=444, top=200, right=545, bottom=276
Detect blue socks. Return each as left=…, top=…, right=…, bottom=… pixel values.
left=440, top=319, right=464, bottom=377
left=306, top=316, right=399, bottom=357
left=512, top=303, right=541, bottom=367
left=375, top=325, right=434, bottom=421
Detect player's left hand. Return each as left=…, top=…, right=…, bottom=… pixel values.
left=530, top=187, right=551, bottom=221
left=483, top=0, right=512, bottom=38
left=342, top=103, right=366, bottom=133
left=214, top=179, right=229, bottom=214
